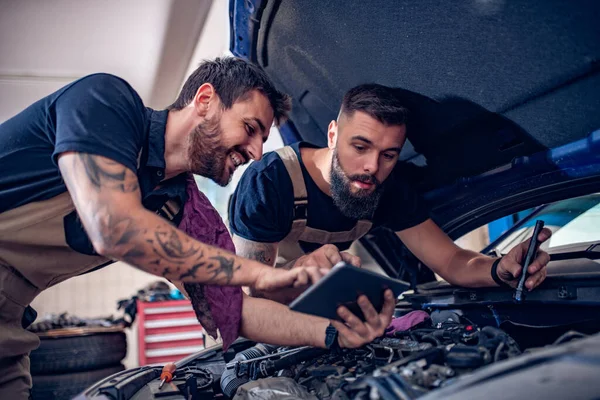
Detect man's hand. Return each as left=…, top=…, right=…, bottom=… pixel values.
left=288, top=244, right=361, bottom=270
left=267, top=244, right=360, bottom=304
left=497, top=227, right=552, bottom=290
left=252, top=266, right=329, bottom=293
left=233, top=237, right=362, bottom=303
left=331, top=289, right=395, bottom=348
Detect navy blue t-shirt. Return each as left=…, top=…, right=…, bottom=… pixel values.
left=0, top=73, right=148, bottom=212
left=229, top=142, right=429, bottom=253
left=0, top=73, right=186, bottom=254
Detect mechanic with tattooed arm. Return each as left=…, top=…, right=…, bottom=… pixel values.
left=0, top=57, right=394, bottom=400
left=230, top=84, right=552, bottom=304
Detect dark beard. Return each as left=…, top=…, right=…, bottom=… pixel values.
left=330, top=149, right=383, bottom=220
left=187, top=116, right=230, bottom=187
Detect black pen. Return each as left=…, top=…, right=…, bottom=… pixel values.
left=515, top=220, right=545, bottom=302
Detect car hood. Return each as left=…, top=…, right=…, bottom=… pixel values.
left=229, top=0, right=600, bottom=238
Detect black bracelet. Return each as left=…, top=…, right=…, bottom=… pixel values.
left=325, top=324, right=341, bottom=352
left=491, top=257, right=508, bottom=287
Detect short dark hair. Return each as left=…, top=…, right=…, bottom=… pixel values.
left=340, top=83, right=408, bottom=126
left=168, top=57, right=291, bottom=126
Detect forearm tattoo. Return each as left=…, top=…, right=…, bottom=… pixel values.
left=65, top=153, right=241, bottom=284
left=237, top=240, right=276, bottom=266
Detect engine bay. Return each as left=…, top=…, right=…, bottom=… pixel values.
left=85, top=274, right=600, bottom=400
left=220, top=313, right=523, bottom=400
left=145, top=305, right=599, bottom=400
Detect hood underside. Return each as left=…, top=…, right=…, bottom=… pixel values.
left=230, top=0, right=600, bottom=236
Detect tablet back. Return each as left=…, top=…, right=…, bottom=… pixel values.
left=289, top=263, right=410, bottom=321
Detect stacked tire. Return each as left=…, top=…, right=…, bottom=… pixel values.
left=30, top=331, right=127, bottom=399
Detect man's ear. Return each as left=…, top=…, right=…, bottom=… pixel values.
left=327, top=120, right=338, bottom=149
left=193, top=83, right=215, bottom=118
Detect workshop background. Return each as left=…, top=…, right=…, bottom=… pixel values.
left=0, top=0, right=489, bottom=370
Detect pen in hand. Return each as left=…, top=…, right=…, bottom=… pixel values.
left=515, top=220, right=545, bottom=302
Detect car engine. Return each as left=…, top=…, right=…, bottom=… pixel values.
left=220, top=311, right=524, bottom=399
left=83, top=302, right=599, bottom=400
left=81, top=272, right=600, bottom=400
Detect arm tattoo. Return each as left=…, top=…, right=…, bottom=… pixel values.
left=155, top=230, right=199, bottom=259
left=78, top=154, right=139, bottom=193
left=66, top=153, right=244, bottom=284
left=252, top=249, right=272, bottom=265
left=236, top=240, right=276, bottom=266
left=93, top=210, right=242, bottom=284
left=205, top=255, right=241, bottom=282
left=178, top=260, right=206, bottom=280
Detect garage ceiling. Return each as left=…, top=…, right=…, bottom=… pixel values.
left=0, top=0, right=225, bottom=122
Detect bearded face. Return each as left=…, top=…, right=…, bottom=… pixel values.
left=187, top=114, right=232, bottom=186
left=330, top=147, right=384, bottom=219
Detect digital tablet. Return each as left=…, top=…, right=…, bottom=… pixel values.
left=289, top=262, right=410, bottom=321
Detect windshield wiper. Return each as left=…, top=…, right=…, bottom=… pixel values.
left=550, top=242, right=600, bottom=261
left=488, top=242, right=600, bottom=261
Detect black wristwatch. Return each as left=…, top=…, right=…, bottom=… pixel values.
left=325, top=324, right=341, bottom=352
left=491, top=257, right=509, bottom=287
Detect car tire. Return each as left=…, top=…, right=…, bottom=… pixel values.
left=30, top=331, right=127, bottom=375
left=31, top=364, right=125, bottom=400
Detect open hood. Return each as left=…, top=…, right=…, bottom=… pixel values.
left=229, top=0, right=600, bottom=239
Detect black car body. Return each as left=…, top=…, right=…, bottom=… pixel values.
left=79, top=1, right=600, bottom=399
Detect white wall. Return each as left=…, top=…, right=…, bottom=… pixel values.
left=0, top=0, right=173, bottom=122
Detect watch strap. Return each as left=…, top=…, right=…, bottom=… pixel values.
left=325, top=323, right=341, bottom=352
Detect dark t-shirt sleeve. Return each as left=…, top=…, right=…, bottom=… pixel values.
left=229, top=159, right=294, bottom=243
left=376, top=173, right=430, bottom=232
left=52, top=73, right=145, bottom=173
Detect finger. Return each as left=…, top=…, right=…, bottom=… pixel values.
left=292, top=254, right=309, bottom=268
left=515, top=227, right=552, bottom=260
left=380, top=290, right=396, bottom=325
left=292, top=270, right=308, bottom=288
left=357, top=295, right=379, bottom=327
left=337, top=306, right=369, bottom=336
left=305, top=267, right=325, bottom=284
left=499, top=259, right=522, bottom=280
left=323, top=245, right=343, bottom=266
left=261, top=270, right=296, bottom=291
left=331, top=320, right=362, bottom=348
left=514, top=237, right=531, bottom=262
left=527, top=250, right=551, bottom=275
left=308, top=248, right=333, bottom=269
left=341, top=252, right=361, bottom=267
left=537, top=227, right=552, bottom=243
left=526, top=268, right=547, bottom=291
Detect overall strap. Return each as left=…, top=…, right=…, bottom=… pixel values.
left=274, top=146, right=308, bottom=242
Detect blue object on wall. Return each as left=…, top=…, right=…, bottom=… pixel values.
left=487, top=209, right=534, bottom=242
left=487, top=216, right=514, bottom=243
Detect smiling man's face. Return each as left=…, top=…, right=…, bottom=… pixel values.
left=187, top=89, right=273, bottom=186
left=329, top=111, right=406, bottom=219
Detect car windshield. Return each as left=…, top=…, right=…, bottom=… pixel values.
left=493, top=193, right=600, bottom=254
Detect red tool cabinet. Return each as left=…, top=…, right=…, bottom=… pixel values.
left=136, top=299, right=205, bottom=365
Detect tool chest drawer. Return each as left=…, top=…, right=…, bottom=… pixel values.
left=137, top=299, right=205, bottom=365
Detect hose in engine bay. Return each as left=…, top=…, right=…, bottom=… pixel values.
left=220, top=344, right=327, bottom=398
left=221, top=343, right=278, bottom=398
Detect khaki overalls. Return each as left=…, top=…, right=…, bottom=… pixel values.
left=0, top=191, right=180, bottom=399
left=273, top=146, right=373, bottom=266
